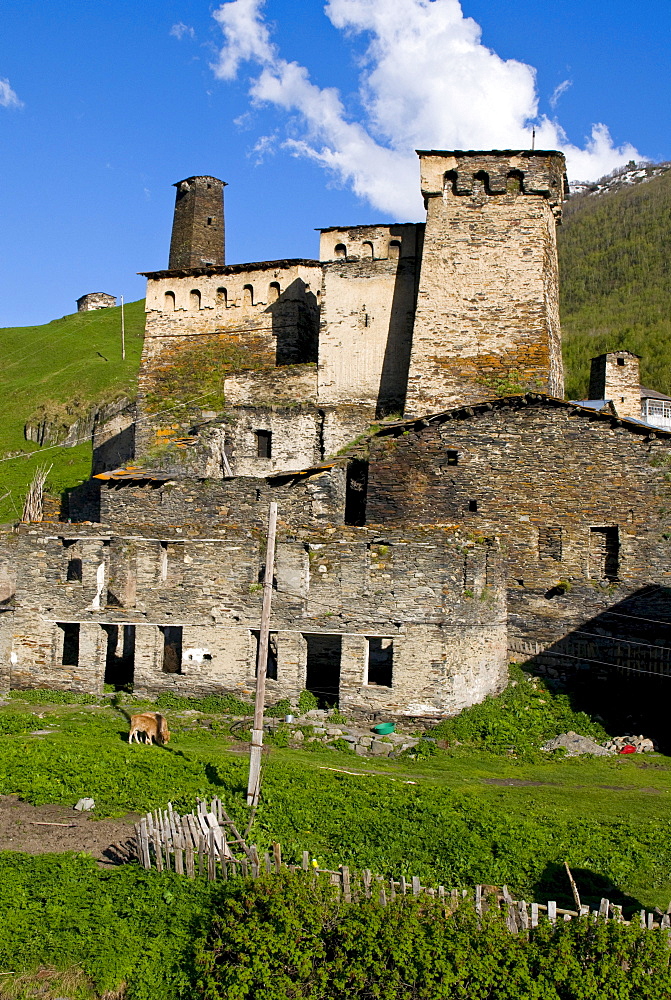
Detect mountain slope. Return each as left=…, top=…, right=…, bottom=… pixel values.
left=0, top=301, right=145, bottom=523
left=558, top=167, right=671, bottom=399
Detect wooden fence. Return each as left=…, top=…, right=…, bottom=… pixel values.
left=134, top=797, right=671, bottom=933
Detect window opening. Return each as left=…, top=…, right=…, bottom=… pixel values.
left=161, top=625, right=183, bottom=674
left=366, top=637, right=393, bottom=687
left=305, top=633, right=342, bottom=708
left=388, top=240, right=401, bottom=260
left=207, top=217, right=213, bottom=225
left=252, top=630, right=278, bottom=681
left=256, top=429, right=272, bottom=459
left=538, top=526, right=562, bottom=561
left=63, top=539, right=82, bottom=582
left=617, top=357, right=626, bottom=366
left=468, top=500, right=478, bottom=512
left=334, top=243, right=347, bottom=258
left=164, top=291, right=175, bottom=312
left=58, top=623, right=80, bottom=666
left=243, top=284, right=254, bottom=306
left=362, top=241, right=374, bottom=258
left=590, top=526, right=620, bottom=581
left=216, top=287, right=227, bottom=307
left=506, top=170, right=524, bottom=193
left=473, top=170, right=491, bottom=195
left=159, top=541, right=168, bottom=582
left=103, top=624, right=135, bottom=689
left=446, top=450, right=458, bottom=466
left=444, top=170, right=458, bottom=195
left=189, top=289, right=201, bottom=310
left=268, top=281, right=280, bottom=303
left=345, top=459, right=369, bottom=526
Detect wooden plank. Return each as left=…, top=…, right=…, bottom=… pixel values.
left=208, top=831, right=217, bottom=882
left=437, top=886, right=444, bottom=901
left=547, top=901, right=557, bottom=924
left=411, top=876, right=421, bottom=897
left=250, top=846, right=260, bottom=878
left=390, top=878, right=396, bottom=902
left=273, top=843, right=282, bottom=873
left=400, top=876, right=407, bottom=896
left=363, top=870, right=372, bottom=898
left=580, top=905, right=590, bottom=918
left=564, top=862, right=582, bottom=913
left=640, top=910, right=647, bottom=929
left=475, top=885, right=482, bottom=916
left=198, top=834, right=205, bottom=877
left=241, top=857, right=249, bottom=877
left=518, top=901, right=529, bottom=931
left=185, top=843, right=195, bottom=879
left=379, top=887, right=387, bottom=906
left=302, top=851, right=309, bottom=871
left=450, top=888, right=458, bottom=908
left=175, top=847, right=184, bottom=876
left=599, top=898, right=609, bottom=919
left=531, top=903, right=539, bottom=928
left=264, top=852, right=272, bottom=875
left=341, top=866, right=351, bottom=903
left=648, top=912, right=655, bottom=930
left=505, top=902, right=518, bottom=934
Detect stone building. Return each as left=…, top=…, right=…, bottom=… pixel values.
left=77, top=292, right=116, bottom=312
left=2, top=147, right=671, bottom=715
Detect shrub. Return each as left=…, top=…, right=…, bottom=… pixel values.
left=298, top=690, right=318, bottom=714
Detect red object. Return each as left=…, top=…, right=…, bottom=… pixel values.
left=619, top=745, right=636, bottom=754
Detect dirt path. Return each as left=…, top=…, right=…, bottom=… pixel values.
left=0, top=795, right=138, bottom=865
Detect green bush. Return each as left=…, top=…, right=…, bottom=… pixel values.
left=195, top=872, right=671, bottom=1000
left=8, top=688, right=101, bottom=705
left=265, top=698, right=292, bottom=718
left=155, top=691, right=253, bottom=716
left=298, top=689, right=318, bottom=714
left=432, top=665, right=607, bottom=756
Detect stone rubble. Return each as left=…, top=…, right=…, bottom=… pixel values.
left=542, top=730, right=657, bottom=756
left=263, top=714, right=421, bottom=757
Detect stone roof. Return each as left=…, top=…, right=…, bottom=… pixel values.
left=139, top=259, right=321, bottom=279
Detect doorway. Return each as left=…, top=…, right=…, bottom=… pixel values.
left=304, top=633, right=342, bottom=708
left=103, top=624, right=135, bottom=690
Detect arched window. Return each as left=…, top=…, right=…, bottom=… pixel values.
left=243, top=284, right=254, bottom=306
left=189, top=289, right=201, bottom=310
left=164, top=291, right=175, bottom=312
left=268, top=282, right=280, bottom=303
left=216, top=287, right=228, bottom=307
left=472, top=170, right=491, bottom=195
left=388, top=240, right=401, bottom=260
left=334, top=243, right=347, bottom=258
left=362, top=241, right=374, bottom=259
left=507, top=169, right=524, bottom=194
left=444, top=170, right=458, bottom=195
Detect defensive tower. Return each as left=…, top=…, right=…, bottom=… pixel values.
left=404, top=150, right=568, bottom=416
left=588, top=350, right=641, bottom=420
left=168, top=175, right=227, bottom=270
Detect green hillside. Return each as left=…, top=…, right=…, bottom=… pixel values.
left=558, top=169, right=671, bottom=399
left=0, top=301, right=145, bottom=523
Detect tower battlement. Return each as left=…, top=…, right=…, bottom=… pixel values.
left=417, top=149, right=567, bottom=210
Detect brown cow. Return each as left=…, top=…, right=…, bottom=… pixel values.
left=128, top=712, right=171, bottom=746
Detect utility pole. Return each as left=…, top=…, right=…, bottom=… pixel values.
left=247, top=501, right=278, bottom=807
left=120, top=295, right=126, bottom=361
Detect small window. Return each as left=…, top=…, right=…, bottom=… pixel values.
left=243, top=284, right=254, bottom=306
left=366, top=637, right=393, bottom=687
left=268, top=282, right=280, bottom=303
left=617, top=357, right=626, bottom=366
left=444, top=170, right=458, bottom=194
left=388, top=240, right=401, bottom=260
left=159, top=541, right=168, bottom=582
left=189, top=289, right=201, bottom=310
left=334, top=243, right=347, bottom=258
left=164, top=291, right=175, bottom=312
left=207, top=217, right=213, bottom=225
left=161, top=625, right=183, bottom=674
left=256, top=429, right=272, bottom=458
left=447, top=450, right=458, bottom=466
left=58, top=623, right=80, bottom=666
left=473, top=170, right=491, bottom=195
left=63, top=539, right=82, bottom=582
left=538, top=526, right=562, bottom=561
left=345, top=459, right=368, bottom=526
left=207, top=183, right=212, bottom=189
left=506, top=170, right=524, bottom=193
left=362, top=241, right=374, bottom=258
left=216, top=287, right=227, bottom=307
left=468, top=500, right=478, bottom=512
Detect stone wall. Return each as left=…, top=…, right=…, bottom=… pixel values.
left=359, top=395, right=671, bottom=657
left=404, top=151, right=566, bottom=416
left=77, top=293, right=116, bottom=312
left=0, top=523, right=507, bottom=716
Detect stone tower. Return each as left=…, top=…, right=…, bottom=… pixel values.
left=589, top=351, right=641, bottom=420
left=404, top=150, right=567, bottom=416
left=168, top=175, right=227, bottom=270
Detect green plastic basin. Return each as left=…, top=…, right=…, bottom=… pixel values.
left=372, top=722, right=395, bottom=736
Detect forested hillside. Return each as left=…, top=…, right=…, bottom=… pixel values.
left=558, top=168, right=671, bottom=399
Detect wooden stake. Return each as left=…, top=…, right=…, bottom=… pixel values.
left=247, top=501, right=278, bottom=807
left=564, top=862, right=582, bottom=913
left=120, top=295, right=126, bottom=361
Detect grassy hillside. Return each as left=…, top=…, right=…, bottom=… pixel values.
left=558, top=169, right=671, bottom=399
left=0, top=301, right=144, bottom=523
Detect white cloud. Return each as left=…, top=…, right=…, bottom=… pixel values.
left=170, top=22, right=195, bottom=40
left=0, top=77, right=23, bottom=109
left=550, top=79, right=572, bottom=110
left=211, top=0, right=639, bottom=217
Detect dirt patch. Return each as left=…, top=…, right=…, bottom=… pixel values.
left=0, top=795, right=138, bottom=865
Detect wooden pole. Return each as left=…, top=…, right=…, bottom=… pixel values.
left=247, top=501, right=278, bottom=806
left=120, top=295, right=126, bottom=361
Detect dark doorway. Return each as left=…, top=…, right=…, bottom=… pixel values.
left=161, top=625, right=183, bottom=674
left=345, top=459, right=369, bottom=526
left=305, top=633, right=342, bottom=707
left=252, top=630, right=278, bottom=680
left=103, top=624, right=135, bottom=689
left=590, top=526, right=619, bottom=580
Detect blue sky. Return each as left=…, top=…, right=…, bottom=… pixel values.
left=1, top=0, right=670, bottom=328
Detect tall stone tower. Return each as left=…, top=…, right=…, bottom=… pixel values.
left=588, top=351, right=641, bottom=420
left=168, top=175, right=227, bottom=270
left=404, top=150, right=567, bottom=416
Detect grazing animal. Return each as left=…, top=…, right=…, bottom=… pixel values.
left=128, top=712, right=171, bottom=746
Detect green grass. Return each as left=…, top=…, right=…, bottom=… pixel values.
left=0, top=300, right=145, bottom=523
left=559, top=169, right=671, bottom=399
